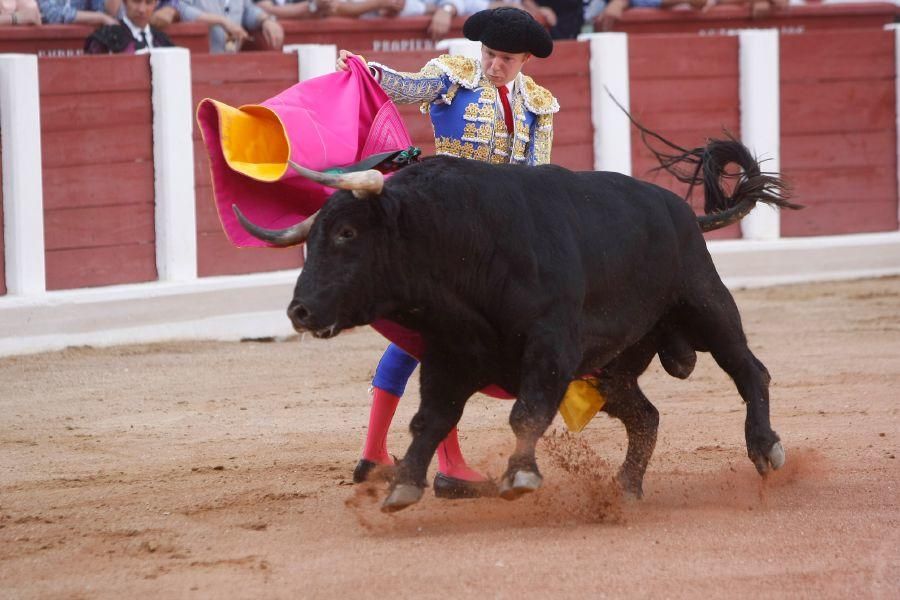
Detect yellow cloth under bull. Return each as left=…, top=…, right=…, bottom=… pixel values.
left=558, top=377, right=606, bottom=433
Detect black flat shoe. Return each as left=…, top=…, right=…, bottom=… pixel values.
left=352, top=458, right=396, bottom=484
left=433, top=472, right=499, bottom=499
left=352, top=459, right=378, bottom=483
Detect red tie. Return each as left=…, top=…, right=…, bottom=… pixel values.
left=499, top=84, right=514, bottom=135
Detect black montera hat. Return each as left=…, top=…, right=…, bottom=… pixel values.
left=463, top=7, right=553, bottom=59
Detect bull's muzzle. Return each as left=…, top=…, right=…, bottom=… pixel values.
left=287, top=301, right=339, bottom=339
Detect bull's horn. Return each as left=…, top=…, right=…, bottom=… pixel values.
left=288, top=160, right=383, bottom=198
left=232, top=205, right=317, bottom=247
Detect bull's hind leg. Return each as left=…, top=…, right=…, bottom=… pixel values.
left=501, top=331, right=580, bottom=500
left=598, top=376, right=659, bottom=499
left=681, top=279, right=785, bottom=475
left=382, top=359, right=478, bottom=512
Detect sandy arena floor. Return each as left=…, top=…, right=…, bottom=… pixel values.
left=1, top=277, right=898, bottom=599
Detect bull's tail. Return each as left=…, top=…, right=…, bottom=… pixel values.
left=613, top=95, right=801, bottom=232
left=646, top=131, right=800, bottom=232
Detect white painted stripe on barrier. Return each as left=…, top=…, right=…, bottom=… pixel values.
left=578, top=33, right=631, bottom=175
left=0, top=310, right=296, bottom=358
left=0, top=269, right=299, bottom=309
left=0, top=54, right=46, bottom=296
left=150, top=48, right=198, bottom=282
left=286, top=44, right=337, bottom=82
left=738, top=29, right=780, bottom=240
left=0, top=270, right=300, bottom=357
left=709, top=231, right=900, bottom=288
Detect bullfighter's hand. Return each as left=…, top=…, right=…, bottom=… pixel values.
left=336, top=49, right=364, bottom=71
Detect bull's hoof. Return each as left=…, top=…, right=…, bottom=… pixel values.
left=381, top=484, right=424, bottom=513
left=768, top=442, right=786, bottom=470
left=498, top=470, right=542, bottom=501
left=615, top=472, right=644, bottom=500
left=433, top=473, right=499, bottom=499
left=751, top=441, right=787, bottom=475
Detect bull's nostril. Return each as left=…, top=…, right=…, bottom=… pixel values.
left=290, top=304, right=310, bottom=322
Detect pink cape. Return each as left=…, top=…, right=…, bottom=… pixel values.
left=196, top=57, right=410, bottom=248
left=195, top=58, right=513, bottom=400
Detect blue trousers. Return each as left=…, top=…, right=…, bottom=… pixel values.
left=372, top=343, right=419, bottom=397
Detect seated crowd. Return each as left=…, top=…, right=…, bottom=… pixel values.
left=0, top=0, right=868, bottom=52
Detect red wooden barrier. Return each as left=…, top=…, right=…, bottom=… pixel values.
left=39, top=55, right=158, bottom=290
left=248, top=16, right=465, bottom=54
left=0, top=23, right=209, bottom=56
left=191, top=52, right=305, bottom=277
left=780, top=29, right=898, bottom=237
left=611, top=2, right=898, bottom=36
left=629, top=34, right=741, bottom=239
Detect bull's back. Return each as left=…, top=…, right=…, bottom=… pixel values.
left=400, top=158, right=700, bottom=339
left=484, top=166, right=697, bottom=351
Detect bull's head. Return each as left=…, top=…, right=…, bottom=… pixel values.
left=233, top=162, right=394, bottom=338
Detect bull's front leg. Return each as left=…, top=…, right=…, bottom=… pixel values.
left=382, top=358, right=480, bottom=513
left=501, top=330, right=579, bottom=500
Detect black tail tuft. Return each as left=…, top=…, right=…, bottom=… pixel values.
left=610, top=92, right=801, bottom=232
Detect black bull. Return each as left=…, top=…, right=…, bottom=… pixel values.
left=236, top=136, right=797, bottom=512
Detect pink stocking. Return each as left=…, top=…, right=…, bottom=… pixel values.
left=436, top=427, right=487, bottom=482
left=361, top=387, right=400, bottom=464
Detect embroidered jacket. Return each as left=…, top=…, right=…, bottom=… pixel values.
left=368, top=55, right=559, bottom=166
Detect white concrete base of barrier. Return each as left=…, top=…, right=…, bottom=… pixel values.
left=0, top=271, right=299, bottom=357
left=1, top=232, right=899, bottom=358
left=710, top=231, right=900, bottom=288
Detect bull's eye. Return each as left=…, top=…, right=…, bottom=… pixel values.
left=335, top=226, right=357, bottom=243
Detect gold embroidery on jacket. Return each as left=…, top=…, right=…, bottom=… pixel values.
left=531, top=113, right=554, bottom=165
left=519, top=74, right=560, bottom=115
left=373, top=62, right=446, bottom=106
left=430, top=55, right=481, bottom=89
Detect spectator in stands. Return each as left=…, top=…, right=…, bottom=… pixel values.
left=330, top=0, right=428, bottom=19
left=427, top=0, right=525, bottom=39
left=594, top=0, right=789, bottom=32
left=1, top=0, right=42, bottom=25
left=522, top=0, right=582, bottom=38
left=148, top=0, right=253, bottom=47
left=179, top=0, right=284, bottom=52
left=85, top=0, right=175, bottom=52
left=149, top=0, right=181, bottom=26
left=38, top=0, right=120, bottom=24
left=255, top=0, right=337, bottom=19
